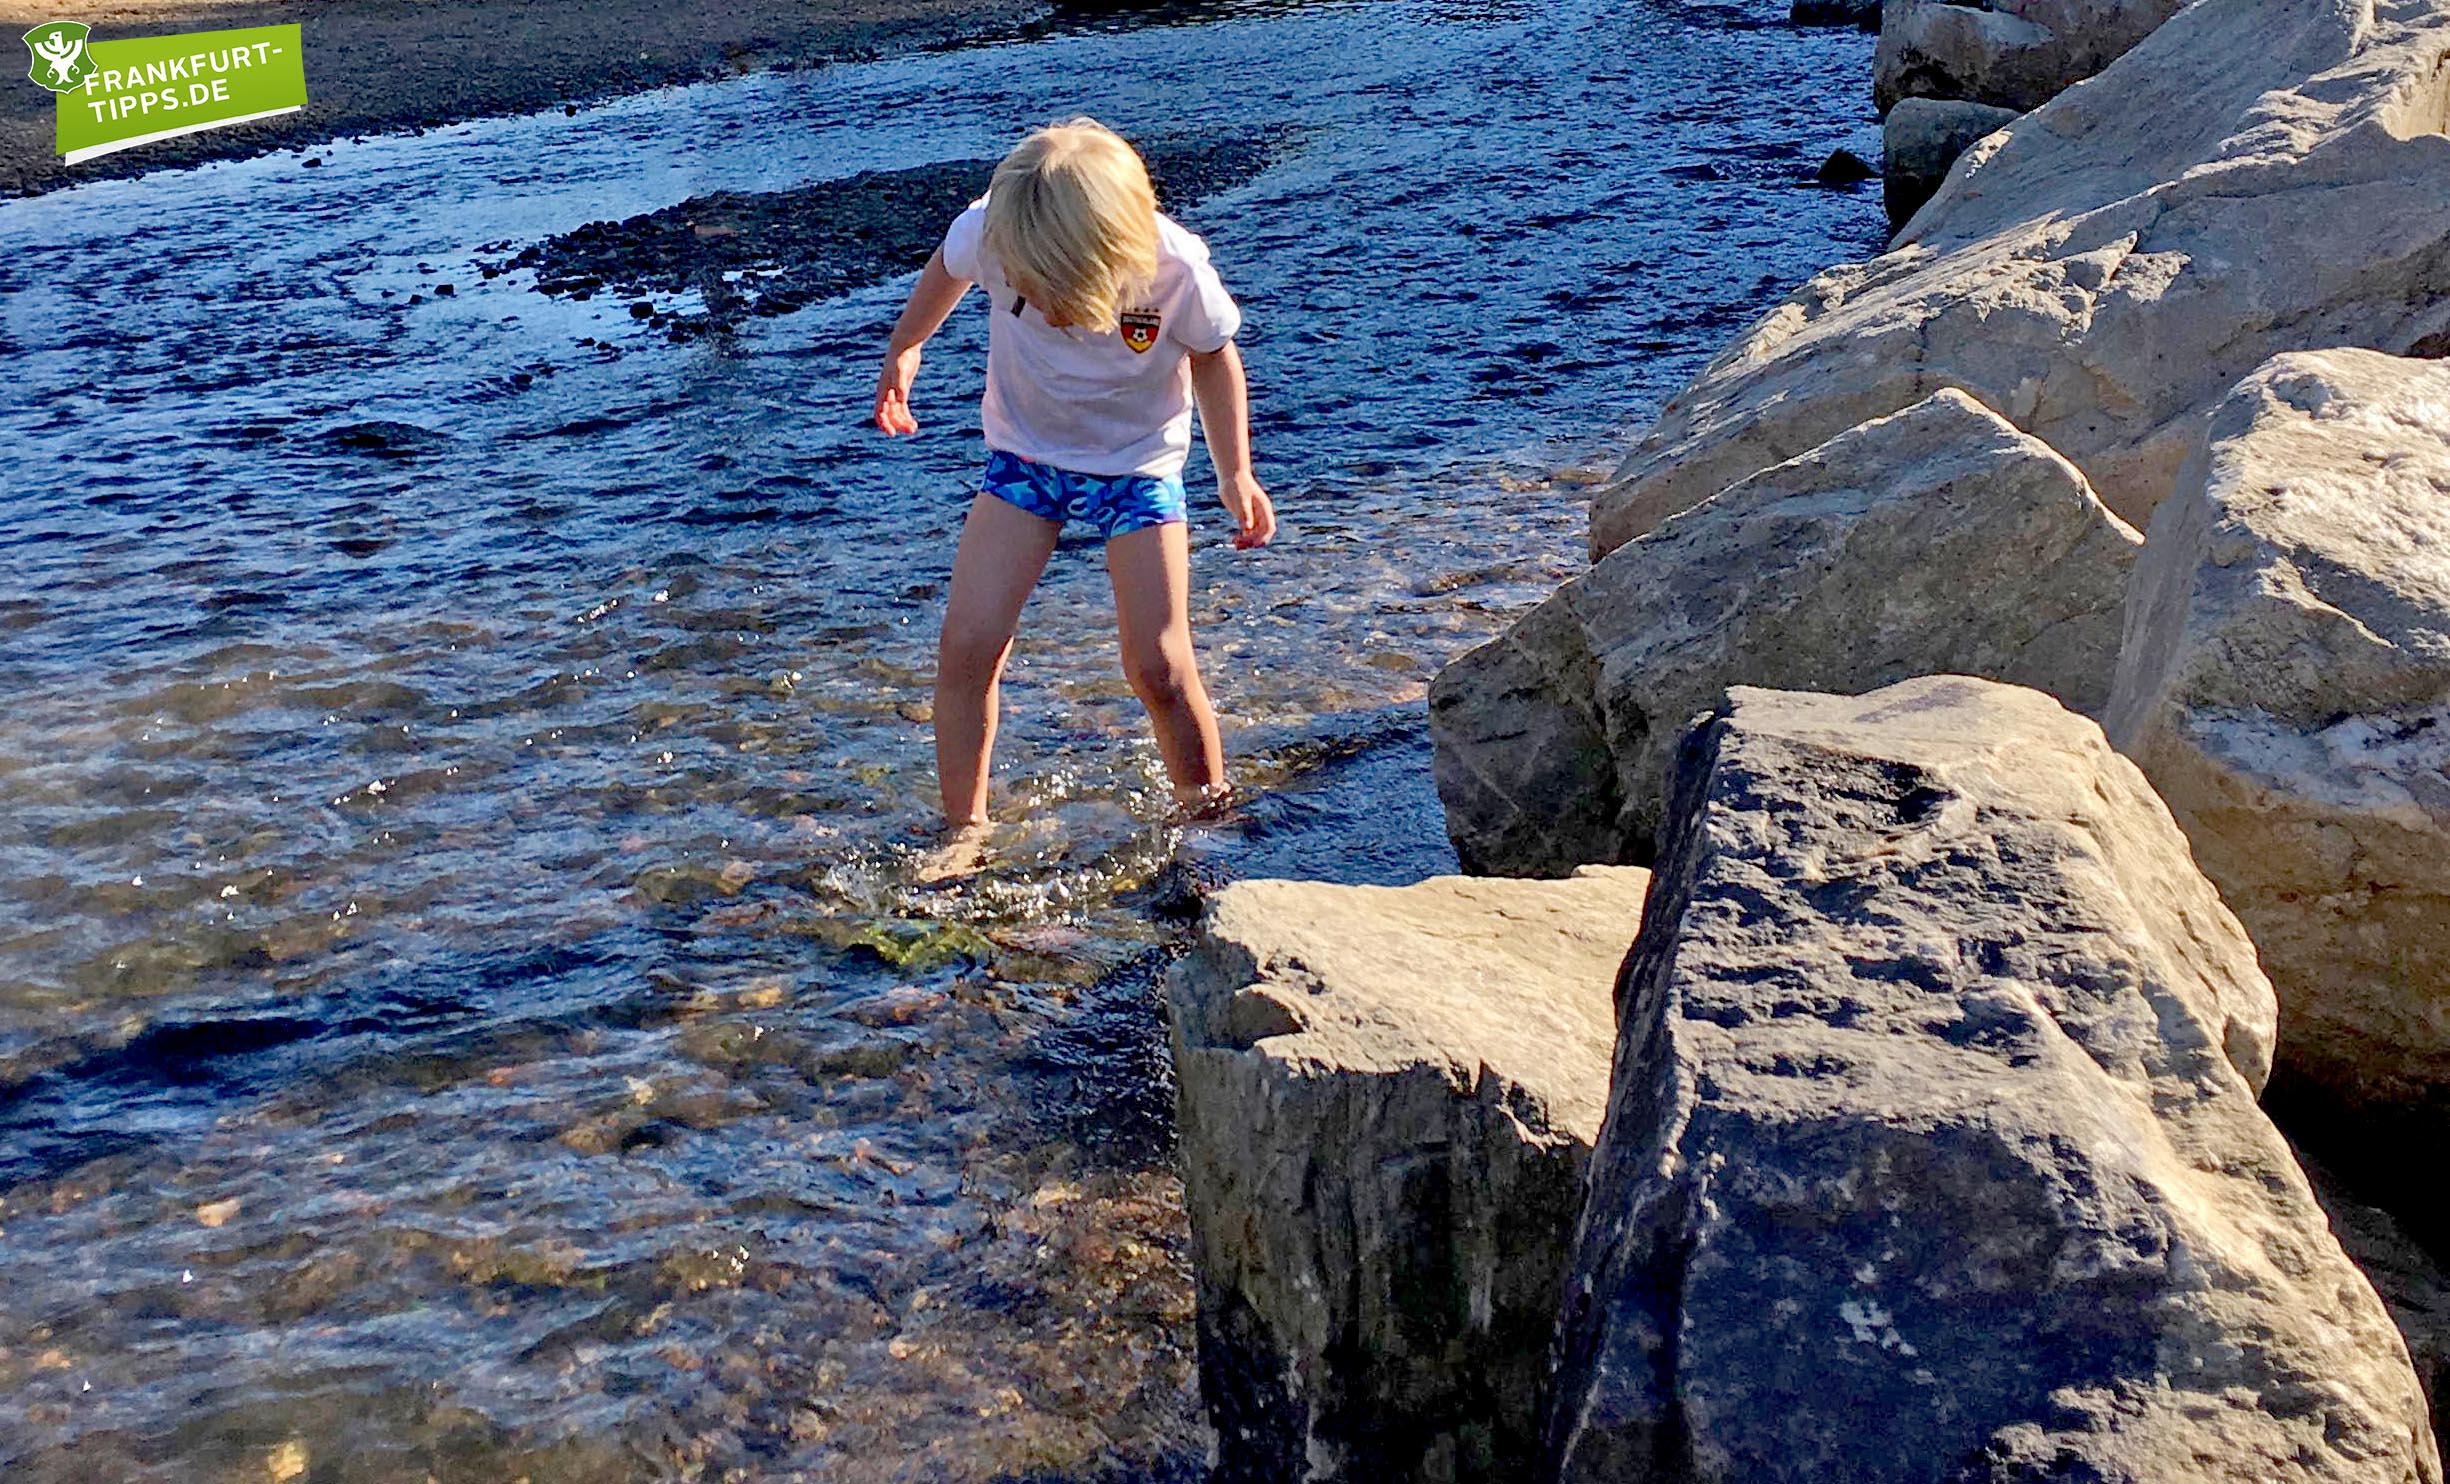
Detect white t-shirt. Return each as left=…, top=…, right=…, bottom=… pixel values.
left=939, top=194, right=1242, bottom=479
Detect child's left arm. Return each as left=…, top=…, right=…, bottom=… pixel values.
left=1189, top=341, right=1275, bottom=550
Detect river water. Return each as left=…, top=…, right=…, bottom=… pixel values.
left=0, top=1, right=1878, bottom=1478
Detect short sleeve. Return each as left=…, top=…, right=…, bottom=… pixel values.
left=1168, top=230, right=1242, bottom=352
left=940, top=195, right=989, bottom=281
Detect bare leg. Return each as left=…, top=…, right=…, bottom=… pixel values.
left=936, top=493, right=1061, bottom=826
left=1105, top=520, right=1228, bottom=808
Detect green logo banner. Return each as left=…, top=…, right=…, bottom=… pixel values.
left=45, top=24, right=307, bottom=164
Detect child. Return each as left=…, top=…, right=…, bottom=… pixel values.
left=873, top=117, right=1275, bottom=870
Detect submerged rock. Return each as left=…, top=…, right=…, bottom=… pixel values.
left=1814, top=147, right=1877, bottom=186
left=321, top=419, right=453, bottom=458
left=2106, top=349, right=2450, bottom=1226
left=1166, top=867, right=1652, bottom=1483
left=1549, top=676, right=2435, bottom=1483
left=1431, top=390, right=2137, bottom=876
left=1589, top=0, right=2450, bottom=557
left=1791, top=0, right=1879, bottom=29
left=1881, top=96, right=2020, bottom=228
left=1874, top=0, right=2187, bottom=114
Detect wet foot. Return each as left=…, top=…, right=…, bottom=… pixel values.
left=1168, top=781, right=1242, bottom=826
left=910, top=819, right=994, bottom=884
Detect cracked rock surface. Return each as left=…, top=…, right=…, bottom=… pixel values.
left=1165, top=867, right=1652, bottom=1483
left=1549, top=677, right=2434, bottom=1484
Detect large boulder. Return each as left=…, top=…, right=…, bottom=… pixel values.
left=1430, top=389, right=2138, bottom=877
left=1882, top=97, right=2023, bottom=229
left=1548, top=676, right=2438, bottom=1483
left=1874, top=0, right=2189, bottom=115
left=1166, top=866, right=1652, bottom=1483
left=1590, top=0, right=2450, bottom=559
left=2105, top=348, right=2450, bottom=1226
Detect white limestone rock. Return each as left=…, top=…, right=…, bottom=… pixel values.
left=1591, top=0, right=2450, bottom=558
left=1432, top=389, right=2139, bottom=877
left=1874, top=0, right=2189, bottom=114
left=2107, top=348, right=2450, bottom=1184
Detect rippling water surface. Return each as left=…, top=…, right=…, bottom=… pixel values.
left=0, top=1, right=1878, bottom=1477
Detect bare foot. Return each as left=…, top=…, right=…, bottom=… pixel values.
left=1168, top=780, right=1240, bottom=825
left=910, top=819, right=993, bottom=885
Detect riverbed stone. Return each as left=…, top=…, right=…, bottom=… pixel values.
left=1816, top=146, right=1878, bottom=186
left=1165, top=866, right=1652, bottom=1483
left=1874, top=0, right=2187, bottom=114
left=1548, top=676, right=2438, bottom=1484
left=1430, top=389, right=2138, bottom=877
left=2106, top=348, right=2450, bottom=1229
left=1882, top=96, right=2021, bottom=228
left=1791, top=0, right=1879, bottom=29
left=1590, top=0, right=2450, bottom=558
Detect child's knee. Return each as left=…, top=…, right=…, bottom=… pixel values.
left=938, top=622, right=1011, bottom=687
left=1123, top=642, right=1197, bottom=706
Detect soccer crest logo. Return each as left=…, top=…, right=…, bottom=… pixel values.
left=1118, top=310, right=1160, bottom=354
left=24, top=21, right=97, bottom=93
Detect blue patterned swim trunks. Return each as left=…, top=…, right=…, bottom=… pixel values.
left=980, top=449, right=1188, bottom=539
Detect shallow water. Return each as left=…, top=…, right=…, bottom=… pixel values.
left=0, top=0, right=1879, bottom=1477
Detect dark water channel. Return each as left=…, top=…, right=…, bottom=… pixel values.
left=0, top=0, right=1880, bottom=1477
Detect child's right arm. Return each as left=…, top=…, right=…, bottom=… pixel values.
left=873, top=248, right=973, bottom=436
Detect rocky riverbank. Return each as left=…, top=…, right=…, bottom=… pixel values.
left=0, top=0, right=1044, bottom=197
left=1167, top=0, right=2450, bottom=1475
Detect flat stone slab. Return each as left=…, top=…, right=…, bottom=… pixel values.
left=1167, top=866, right=1651, bottom=1483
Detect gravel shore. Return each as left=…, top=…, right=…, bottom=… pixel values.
left=1, top=0, right=1048, bottom=196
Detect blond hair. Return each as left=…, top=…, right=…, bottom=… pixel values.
left=984, top=117, right=1158, bottom=335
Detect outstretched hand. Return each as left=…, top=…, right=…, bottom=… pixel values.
left=874, top=345, right=922, bottom=435
left=1221, top=471, right=1276, bottom=550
